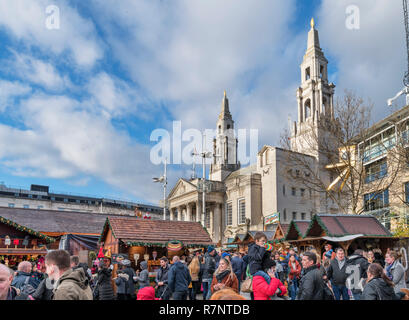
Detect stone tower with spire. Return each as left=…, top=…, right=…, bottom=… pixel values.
left=291, top=18, right=336, bottom=160
left=209, top=91, right=240, bottom=182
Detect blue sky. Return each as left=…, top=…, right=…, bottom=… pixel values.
left=0, top=0, right=406, bottom=204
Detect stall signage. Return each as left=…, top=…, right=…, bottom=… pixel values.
left=264, top=212, right=279, bottom=225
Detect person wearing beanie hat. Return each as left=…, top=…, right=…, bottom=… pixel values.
left=135, top=261, right=150, bottom=290
left=120, top=259, right=137, bottom=300
left=207, top=246, right=215, bottom=254
left=322, top=244, right=336, bottom=261
left=221, top=252, right=231, bottom=261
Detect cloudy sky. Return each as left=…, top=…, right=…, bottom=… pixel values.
left=0, top=0, right=406, bottom=204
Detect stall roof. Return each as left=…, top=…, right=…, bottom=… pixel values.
left=305, top=214, right=393, bottom=238
left=100, top=216, right=214, bottom=247
left=248, top=231, right=276, bottom=241
left=0, top=207, right=117, bottom=236
left=285, top=220, right=311, bottom=240
left=0, top=215, right=54, bottom=243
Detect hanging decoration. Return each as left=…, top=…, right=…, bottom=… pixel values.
left=166, top=240, right=183, bottom=252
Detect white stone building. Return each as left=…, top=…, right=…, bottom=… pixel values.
left=167, top=20, right=339, bottom=244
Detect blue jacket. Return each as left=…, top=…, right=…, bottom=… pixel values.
left=231, top=256, right=245, bottom=280
left=167, top=261, right=191, bottom=293
left=11, top=271, right=38, bottom=290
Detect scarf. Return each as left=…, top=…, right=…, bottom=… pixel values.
left=216, top=270, right=231, bottom=283
left=386, top=262, right=394, bottom=280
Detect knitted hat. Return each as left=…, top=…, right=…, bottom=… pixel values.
left=207, top=246, right=215, bottom=253
left=221, top=252, right=231, bottom=259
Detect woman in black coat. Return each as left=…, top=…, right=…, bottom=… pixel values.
left=95, top=258, right=115, bottom=300
left=362, top=263, right=398, bottom=300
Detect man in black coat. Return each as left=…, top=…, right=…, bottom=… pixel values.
left=155, top=257, right=171, bottom=300
left=327, top=248, right=349, bottom=300
left=345, top=249, right=369, bottom=300
left=297, top=252, right=324, bottom=300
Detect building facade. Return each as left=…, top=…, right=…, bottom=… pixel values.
left=0, top=183, right=163, bottom=219
left=167, top=19, right=339, bottom=244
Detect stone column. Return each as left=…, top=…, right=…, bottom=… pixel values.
left=177, top=206, right=182, bottom=221
left=186, top=203, right=192, bottom=222
left=170, top=208, right=174, bottom=221
left=209, top=205, right=214, bottom=239
left=196, top=201, right=202, bottom=223
left=214, top=204, right=221, bottom=244
left=182, top=207, right=187, bottom=221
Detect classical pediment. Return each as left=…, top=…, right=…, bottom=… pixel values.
left=168, top=179, right=198, bottom=199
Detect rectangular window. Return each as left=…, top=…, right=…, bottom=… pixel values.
left=226, top=202, right=233, bottom=226
left=28, top=194, right=33, bottom=199
left=305, top=67, right=311, bottom=80
left=8, top=203, right=15, bottom=208
left=364, top=189, right=389, bottom=211
left=37, top=205, right=44, bottom=209
left=238, top=199, right=246, bottom=225
left=283, top=185, right=286, bottom=196
left=301, top=212, right=306, bottom=220
left=283, top=209, right=287, bottom=222
left=292, top=212, right=297, bottom=220
left=300, top=188, right=305, bottom=197
left=291, top=187, right=296, bottom=196
left=365, top=158, right=387, bottom=183
left=23, top=205, right=29, bottom=209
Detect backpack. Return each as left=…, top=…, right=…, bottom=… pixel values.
left=21, top=276, right=37, bottom=296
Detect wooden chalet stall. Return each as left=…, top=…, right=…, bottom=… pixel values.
left=0, top=215, right=54, bottom=268
left=99, top=216, right=214, bottom=288
left=285, top=214, right=399, bottom=257
left=226, top=231, right=275, bottom=253
left=268, top=223, right=291, bottom=251
left=0, top=207, right=112, bottom=264
left=282, top=220, right=311, bottom=252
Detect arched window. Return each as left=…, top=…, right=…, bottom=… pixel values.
left=305, top=99, right=311, bottom=119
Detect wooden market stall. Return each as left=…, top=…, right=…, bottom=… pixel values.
left=99, top=216, right=214, bottom=290
left=0, top=206, right=116, bottom=264
left=284, top=214, right=400, bottom=257
left=0, top=215, right=55, bottom=269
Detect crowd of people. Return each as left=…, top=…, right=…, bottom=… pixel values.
left=1, top=234, right=408, bottom=300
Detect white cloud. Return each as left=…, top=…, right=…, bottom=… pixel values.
left=0, top=0, right=103, bottom=67
left=0, top=80, right=32, bottom=111
left=90, top=0, right=299, bottom=147
left=4, top=51, right=71, bottom=91
left=317, top=0, right=406, bottom=121
left=0, top=93, right=183, bottom=203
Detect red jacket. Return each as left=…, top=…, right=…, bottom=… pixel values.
left=288, top=260, right=302, bottom=280
left=252, top=276, right=287, bottom=300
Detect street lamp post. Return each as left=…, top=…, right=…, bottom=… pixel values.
left=153, top=158, right=167, bottom=220
left=192, top=134, right=212, bottom=227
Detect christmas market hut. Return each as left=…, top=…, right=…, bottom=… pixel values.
left=99, top=216, right=214, bottom=284
left=0, top=215, right=54, bottom=269
left=282, top=220, right=312, bottom=252
left=284, top=213, right=400, bottom=257
left=0, top=207, right=113, bottom=263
